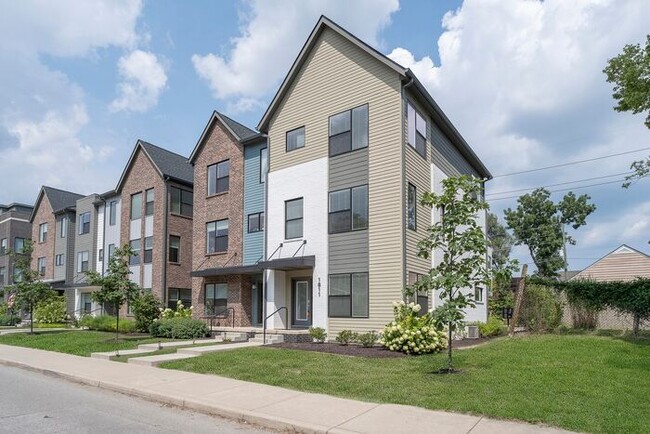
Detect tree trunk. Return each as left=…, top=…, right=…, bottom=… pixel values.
left=447, top=322, right=453, bottom=372
left=633, top=314, right=640, bottom=337
left=115, top=306, right=120, bottom=343
left=30, top=304, right=34, bottom=334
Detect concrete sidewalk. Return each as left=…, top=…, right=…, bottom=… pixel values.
left=0, top=344, right=572, bottom=434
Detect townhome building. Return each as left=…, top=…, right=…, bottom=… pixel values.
left=254, top=16, right=491, bottom=336
left=0, top=203, right=33, bottom=297
left=189, top=111, right=267, bottom=327
left=114, top=140, right=194, bottom=310
left=30, top=186, right=83, bottom=294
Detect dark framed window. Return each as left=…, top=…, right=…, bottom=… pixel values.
left=13, top=237, right=25, bottom=253
left=205, top=283, right=228, bottom=315
left=207, top=160, right=230, bottom=195
left=248, top=212, right=264, bottom=233
left=168, top=288, right=192, bottom=309
left=0, top=239, right=5, bottom=255
left=329, top=104, right=368, bottom=157
left=260, top=147, right=268, bottom=183
left=130, top=192, right=142, bottom=220
left=98, top=249, right=103, bottom=262
left=170, top=187, right=193, bottom=217
left=328, top=273, right=369, bottom=318
left=407, top=102, right=427, bottom=158
left=285, top=198, right=303, bottom=239
left=474, top=285, right=484, bottom=303
left=108, top=244, right=116, bottom=260
left=129, top=239, right=140, bottom=265
left=0, top=267, right=5, bottom=284
left=286, top=127, right=305, bottom=152
left=37, top=257, right=46, bottom=275
left=81, top=292, right=92, bottom=314
left=77, top=251, right=89, bottom=273
left=60, top=216, right=67, bottom=238
left=407, top=183, right=417, bottom=231
left=55, top=254, right=64, bottom=266
left=143, top=236, right=153, bottom=264
left=169, top=235, right=180, bottom=263
left=145, top=188, right=154, bottom=216
left=328, top=185, right=368, bottom=233
left=109, top=200, right=117, bottom=226
left=79, top=212, right=90, bottom=235
left=206, top=219, right=228, bottom=253
left=39, top=223, right=48, bottom=243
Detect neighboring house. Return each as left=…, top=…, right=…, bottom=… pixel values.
left=114, top=140, right=194, bottom=311
left=0, top=203, right=33, bottom=298
left=565, top=244, right=650, bottom=330
left=189, top=111, right=267, bottom=327
left=256, top=16, right=491, bottom=335
left=30, top=186, right=83, bottom=294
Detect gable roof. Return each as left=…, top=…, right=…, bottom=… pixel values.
left=30, top=186, right=84, bottom=222
left=189, top=111, right=261, bottom=164
left=570, top=244, right=650, bottom=281
left=256, top=15, right=491, bottom=180
left=116, top=140, right=194, bottom=192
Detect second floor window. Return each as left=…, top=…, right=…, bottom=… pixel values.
left=169, top=235, right=180, bottom=263
left=79, top=212, right=90, bottom=235
left=0, top=267, right=5, bottom=284
left=129, top=239, right=140, bottom=265
left=109, top=200, right=117, bottom=225
left=60, top=216, right=67, bottom=237
left=13, top=238, right=24, bottom=253
left=407, top=183, right=417, bottom=231
left=0, top=239, right=6, bottom=255
left=37, top=257, right=46, bottom=275
left=39, top=223, right=48, bottom=243
left=108, top=243, right=116, bottom=260
left=328, top=185, right=368, bottom=234
left=145, top=189, right=154, bottom=216
left=329, top=104, right=369, bottom=157
left=170, top=187, right=193, bottom=217
left=208, top=160, right=230, bottom=195
left=286, top=127, right=305, bottom=152
left=55, top=254, right=64, bottom=266
left=131, top=192, right=142, bottom=220
left=285, top=198, right=303, bottom=239
left=206, top=219, right=228, bottom=253
left=248, top=212, right=264, bottom=233
left=77, top=251, right=89, bottom=273
left=143, top=236, right=153, bottom=264
left=407, top=102, right=427, bottom=158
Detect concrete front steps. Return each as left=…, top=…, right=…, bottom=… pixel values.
left=90, top=337, right=223, bottom=360
left=249, top=334, right=284, bottom=344
left=91, top=347, right=157, bottom=360
left=129, top=341, right=264, bottom=366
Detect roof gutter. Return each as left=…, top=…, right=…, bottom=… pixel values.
left=401, top=77, right=414, bottom=299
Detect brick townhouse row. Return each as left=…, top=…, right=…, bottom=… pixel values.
left=8, top=16, right=492, bottom=333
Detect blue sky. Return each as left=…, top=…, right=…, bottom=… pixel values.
left=1, top=0, right=649, bottom=272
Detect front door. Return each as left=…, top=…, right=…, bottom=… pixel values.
left=291, top=278, right=312, bottom=328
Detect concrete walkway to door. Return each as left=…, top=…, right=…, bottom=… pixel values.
left=0, top=344, right=574, bottom=434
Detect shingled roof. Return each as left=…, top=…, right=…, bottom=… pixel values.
left=30, top=186, right=84, bottom=222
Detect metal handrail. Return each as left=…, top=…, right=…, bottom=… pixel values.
left=201, top=307, right=235, bottom=329
left=263, top=306, right=287, bottom=345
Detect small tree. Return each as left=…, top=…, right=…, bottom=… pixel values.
left=5, top=240, right=56, bottom=334
left=85, top=244, right=140, bottom=341
left=413, top=175, right=489, bottom=373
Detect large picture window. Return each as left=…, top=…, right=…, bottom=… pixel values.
left=170, top=187, right=193, bottom=217
left=205, top=283, right=228, bottom=315
left=328, top=185, right=368, bottom=233
left=407, top=183, right=417, bottom=231
left=168, top=288, right=192, bottom=309
left=286, top=127, right=305, bottom=152
left=206, top=219, right=228, bottom=253
left=328, top=273, right=369, bottom=318
left=207, top=160, right=230, bottom=195
left=79, top=212, right=90, bottom=235
left=329, top=104, right=368, bottom=157
left=285, top=198, right=303, bottom=239
left=407, top=102, right=427, bottom=158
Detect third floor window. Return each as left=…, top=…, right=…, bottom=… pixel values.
left=109, top=200, right=117, bottom=225
left=407, top=102, right=427, bottom=159
left=130, top=192, right=142, bottom=220
left=145, top=189, right=154, bottom=216
left=329, top=104, right=368, bottom=157
left=170, top=187, right=193, bottom=217
left=206, top=219, right=228, bottom=254
left=207, top=160, right=230, bottom=195
left=286, top=127, right=305, bottom=152
left=39, top=223, right=48, bottom=243
left=79, top=212, right=90, bottom=235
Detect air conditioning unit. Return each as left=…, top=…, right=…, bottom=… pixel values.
left=466, top=325, right=480, bottom=339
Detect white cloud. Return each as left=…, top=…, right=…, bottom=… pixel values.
left=192, top=0, right=399, bottom=110
left=110, top=50, right=168, bottom=113
left=582, top=202, right=650, bottom=248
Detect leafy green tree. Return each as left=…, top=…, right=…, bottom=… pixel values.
left=504, top=189, right=596, bottom=278
left=486, top=213, right=519, bottom=315
left=603, top=35, right=650, bottom=187
left=5, top=240, right=55, bottom=333
left=412, top=175, right=489, bottom=373
left=85, top=244, right=140, bottom=341
left=487, top=213, right=514, bottom=269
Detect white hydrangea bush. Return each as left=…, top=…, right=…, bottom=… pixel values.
left=380, top=301, right=447, bottom=355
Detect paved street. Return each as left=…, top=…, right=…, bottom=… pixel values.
left=0, top=366, right=271, bottom=434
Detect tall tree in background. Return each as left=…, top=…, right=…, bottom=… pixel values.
left=603, top=35, right=650, bottom=187
left=487, top=213, right=515, bottom=269
left=504, top=189, right=596, bottom=278
left=5, top=240, right=55, bottom=334
left=486, top=213, right=519, bottom=315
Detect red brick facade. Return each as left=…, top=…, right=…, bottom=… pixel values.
left=191, top=120, right=251, bottom=326
left=31, top=194, right=55, bottom=281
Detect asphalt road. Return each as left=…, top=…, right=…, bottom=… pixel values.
left=0, top=366, right=272, bottom=433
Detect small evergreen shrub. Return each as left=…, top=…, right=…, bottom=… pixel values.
left=478, top=316, right=506, bottom=337
left=335, top=330, right=358, bottom=345
left=357, top=331, right=379, bottom=348
left=79, top=315, right=137, bottom=333
left=308, top=326, right=327, bottom=343
left=149, top=317, right=209, bottom=339
left=131, top=292, right=163, bottom=332
left=34, top=296, right=66, bottom=324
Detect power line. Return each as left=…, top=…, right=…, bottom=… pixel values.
left=486, top=171, right=633, bottom=197
left=487, top=178, right=628, bottom=202
left=492, top=146, right=650, bottom=178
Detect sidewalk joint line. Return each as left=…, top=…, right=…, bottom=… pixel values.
left=327, top=403, right=380, bottom=432
left=467, top=415, right=484, bottom=433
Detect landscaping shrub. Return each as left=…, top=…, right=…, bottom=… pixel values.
left=34, top=296, right=66, bottom=324
left=0, top=314, right=21, bottom=326
left=381, top=301, right=447, bottom=355
left=160, top=300, right=193, bottom=319
left=357, top=331, right=379, bottom=348
left=335, top=329, right=358, bottom=345
left=130, top=292, right=163, bottom=332
left=149, top=317, right=209, bottom=339
left=519, top=284, right=563, bottom=332
left=79, top=315, right=137, bottom=333
left=308, top=326, right=327, bottom=343
left=478, top=316, right=506, bottom=337
left=569, top=300, right=599, bottom=330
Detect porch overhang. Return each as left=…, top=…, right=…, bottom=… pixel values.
left=191, top=264, right=263, bottom=277
left=257, top=256, right=315, bottom=271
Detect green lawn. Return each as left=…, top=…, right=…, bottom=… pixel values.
left=162, top=335, right=650, bottom=433
left=0, top=330, right=168, bottom=357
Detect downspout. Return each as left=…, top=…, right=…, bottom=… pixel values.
left=162, top=177, right=169, bottom=307
left=262, top=135, right=270, bottom=334
left=401, top=77, right=414, bottom=300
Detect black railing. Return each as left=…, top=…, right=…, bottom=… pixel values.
left=263, top=306, right=287, bottom=345
left=201, top=307, right=235, bottom=329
